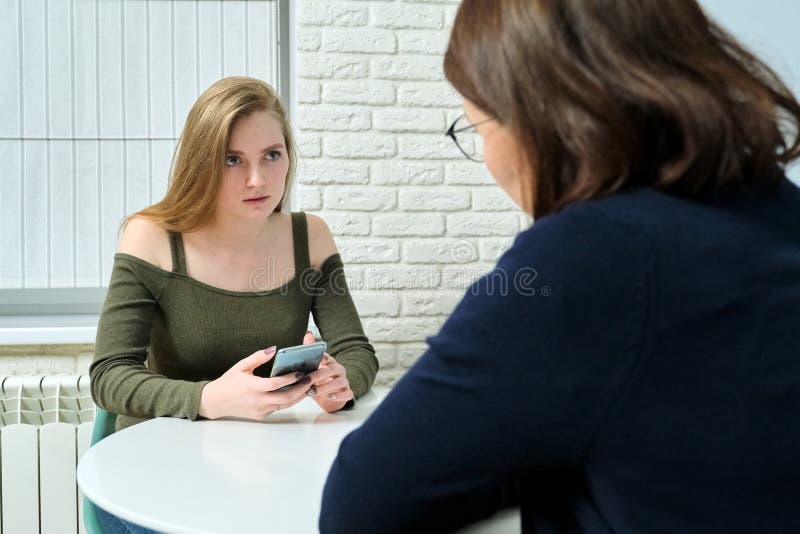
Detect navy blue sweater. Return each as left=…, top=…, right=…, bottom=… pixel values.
left=320, top=179, right=800, bottom=534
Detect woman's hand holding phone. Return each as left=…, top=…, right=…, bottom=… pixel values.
left=198, top=346, right=313, bottom=420
left=302, top=332, right=355, bottom=413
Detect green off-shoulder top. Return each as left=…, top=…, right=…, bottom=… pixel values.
left=90, top=212, right=378, bottom=431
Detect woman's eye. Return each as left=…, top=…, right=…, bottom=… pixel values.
left=265, top=150, right=282, bottom=161
left=225, top=155, right=241, bottom=167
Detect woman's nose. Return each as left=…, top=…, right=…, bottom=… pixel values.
left=246, top=165, right=267, bottom=187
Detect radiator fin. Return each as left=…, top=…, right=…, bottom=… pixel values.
left=0, top=375, right=95, bottom=534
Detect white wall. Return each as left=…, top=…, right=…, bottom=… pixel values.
left=700, top=0, right=800, bottom=183
left=293, top=0, right=524, bottom=384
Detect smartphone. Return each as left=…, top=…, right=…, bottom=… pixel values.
left=269, top=341, right=327, bottom=391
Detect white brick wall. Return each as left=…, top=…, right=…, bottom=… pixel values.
left=296, top=0, right=520, bottom=384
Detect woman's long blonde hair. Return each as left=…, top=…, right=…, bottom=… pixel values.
left=128, top=77, right=296, bottom=232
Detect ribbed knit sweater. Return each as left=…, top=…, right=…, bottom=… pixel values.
left=90, top=212, right=378, bottom=431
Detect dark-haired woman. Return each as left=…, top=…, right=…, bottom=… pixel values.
left=320, top=1, right=800, bottom=532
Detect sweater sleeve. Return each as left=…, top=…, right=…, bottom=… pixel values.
left=319, top=206, right=651, bottom=533
left=310, top=253, right=378, bottom=400
left=90, top=256, right=209, bottom=421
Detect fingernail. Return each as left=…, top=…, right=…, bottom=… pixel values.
left=327, top=393, right=337, bottom=400
left=264, top=346, right=277, bottom=356
left=294, top=371, right=307, bottom=380
left=307, top=388, right=316, bottom=396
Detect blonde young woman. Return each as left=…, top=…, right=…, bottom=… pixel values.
left=90, top=77, right=377, bottom=533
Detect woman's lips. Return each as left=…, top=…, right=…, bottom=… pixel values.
left=244, top=196, right=268, bottom=203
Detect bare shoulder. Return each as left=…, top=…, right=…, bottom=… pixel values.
left=305, top=213, right=339, bottom=269
left=117, top=215, right=172, bottom=271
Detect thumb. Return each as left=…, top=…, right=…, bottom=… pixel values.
left=303, top=331, right=316, bottom=345
left=232, top=346, right=277, bottom=373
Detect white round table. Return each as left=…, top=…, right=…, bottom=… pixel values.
left=77, top=389, right=388, bottom=533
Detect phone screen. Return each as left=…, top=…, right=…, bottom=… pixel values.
left=269, top=341, right=327, bottom=390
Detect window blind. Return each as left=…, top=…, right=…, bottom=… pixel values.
left=0, top=0, right=289, bottom=314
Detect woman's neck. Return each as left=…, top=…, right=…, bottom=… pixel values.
left=192, top=211, right=281, bottom=257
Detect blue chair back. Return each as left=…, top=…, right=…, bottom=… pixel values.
left=83, top=407, right=117, bottom=534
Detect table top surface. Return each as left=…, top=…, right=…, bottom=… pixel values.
left=77, top=388, right=388, bottom=534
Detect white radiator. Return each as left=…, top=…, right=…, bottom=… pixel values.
left=0, top=375, right=95, bottom=534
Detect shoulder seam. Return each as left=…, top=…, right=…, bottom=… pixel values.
left=569, top=203, right=654, bottom=462
left=578, top=202, right=652, bottom=243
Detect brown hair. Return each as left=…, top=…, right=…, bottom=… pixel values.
left=444, top=0, right=800, bottom=216
left=129, top=76, right=296, bottom=231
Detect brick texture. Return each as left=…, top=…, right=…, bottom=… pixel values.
left=294, top=0, right=524, bottom=386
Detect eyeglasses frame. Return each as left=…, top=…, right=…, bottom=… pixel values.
left=445, top=114, right=493, bottom=162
